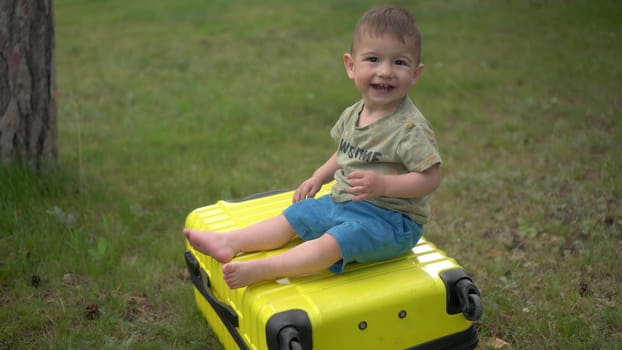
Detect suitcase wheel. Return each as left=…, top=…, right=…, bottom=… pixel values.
left=440, top=269, right=484, bottom=321
left=278, top=326, right=304, bottom=350
left=456, top=279, right=483, bottom=321
left=266, top=310, right=312, bottom=350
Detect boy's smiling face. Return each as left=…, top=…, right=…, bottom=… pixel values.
left=344, top=33, right=423, bottom=114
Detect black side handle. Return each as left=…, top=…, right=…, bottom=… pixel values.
left=225, top=188, right=293, bottom=203
left=184, top=251, right=239, bottom=327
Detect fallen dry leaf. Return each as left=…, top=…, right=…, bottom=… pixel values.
left=485, top=250, right=503, bottom=257
left=85, top=304, right=100, bottom=320
left=484, top=337, right=510, bottom=349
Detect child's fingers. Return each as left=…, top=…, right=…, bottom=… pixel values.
left=346, top=170, right=363, bottom=180
left=293, top=183, right=316, bottom=203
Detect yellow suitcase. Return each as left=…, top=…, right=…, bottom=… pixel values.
left=184, top=183, right=482, bottom=350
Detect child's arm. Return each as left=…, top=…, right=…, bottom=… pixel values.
left=293, top=153, right=340, bottom=203
left=346, top=163, right=441, bottom=201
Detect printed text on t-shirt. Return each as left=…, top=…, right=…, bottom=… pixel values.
left=339, top=138, right=382, bottom=162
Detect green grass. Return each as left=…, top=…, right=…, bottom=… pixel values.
left=1, top=0, right=621, bottom=349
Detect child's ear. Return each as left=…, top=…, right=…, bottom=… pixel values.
left=411, top=63, right=424, bottom=85
left=343, top=53, right=355, bottom=79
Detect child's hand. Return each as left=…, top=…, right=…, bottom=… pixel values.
left=293, top=176, right=323, bottom=203
left=346, top=171, right=386, bottom=201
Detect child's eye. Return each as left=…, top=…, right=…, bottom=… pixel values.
left=365, top=57, right=379, bottom=63
left=395, top=59, right=408, bottom=66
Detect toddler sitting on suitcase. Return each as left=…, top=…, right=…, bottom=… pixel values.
left=184, top=5, right=442, bottom=289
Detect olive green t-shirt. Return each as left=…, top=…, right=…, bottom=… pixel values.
left=330, top=97, right=442, bottom=224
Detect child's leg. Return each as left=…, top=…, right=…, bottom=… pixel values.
left=222, top=233, right=342, bottom=289
left=183, top=214, right=296, bottom=263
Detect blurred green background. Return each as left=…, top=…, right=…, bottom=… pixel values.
left=1, top=1, right=620, bottom=349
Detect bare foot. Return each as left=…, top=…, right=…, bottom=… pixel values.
left=183, top=229, right=236, bottom=263
left=222, top=261, right=272, bottom=289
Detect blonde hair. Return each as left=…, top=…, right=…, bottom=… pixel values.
left=351, top=6, right=422, bottom=64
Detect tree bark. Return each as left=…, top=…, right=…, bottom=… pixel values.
left=0, top=0, right=57, bottom=170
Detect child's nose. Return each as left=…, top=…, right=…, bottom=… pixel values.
left=377, top=62, right=393, bottom=77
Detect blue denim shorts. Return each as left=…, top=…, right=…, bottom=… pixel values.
left=283, top=195, right=423, bottom=273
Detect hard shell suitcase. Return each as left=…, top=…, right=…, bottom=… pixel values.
left=184, top=183, right=482, bottom=350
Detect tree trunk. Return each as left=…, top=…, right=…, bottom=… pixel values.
left=0, top=0, right=57, bottom=170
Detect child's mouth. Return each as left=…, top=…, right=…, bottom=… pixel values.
left=371, top=84, right=395, bottom=92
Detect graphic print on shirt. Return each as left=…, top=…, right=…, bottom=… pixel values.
left=338, top=138, right=382, bottom=162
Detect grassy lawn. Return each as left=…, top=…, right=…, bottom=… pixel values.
left=1, top=0, right=620, bottom=349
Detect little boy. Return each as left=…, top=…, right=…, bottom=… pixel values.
left=184, top=5, right=441, bottom=289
